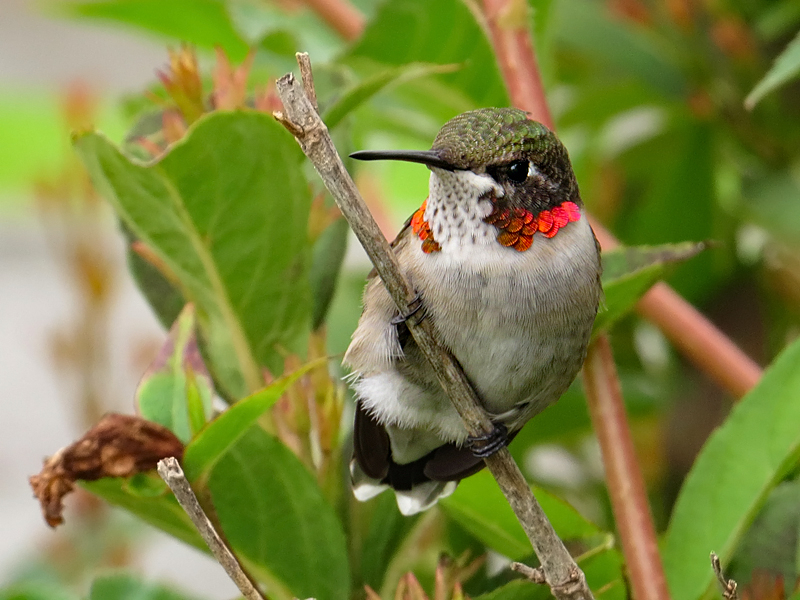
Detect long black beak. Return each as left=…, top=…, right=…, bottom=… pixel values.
left=349, top=149, right=457, bottom=171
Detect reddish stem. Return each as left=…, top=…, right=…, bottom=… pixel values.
left=303, top=0, right=366, bottom=41
left=482, top=0, right=554, bottom=129
left=583, top=337, right=671, bottom=600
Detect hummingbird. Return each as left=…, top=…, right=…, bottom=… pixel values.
left=345, top=108, right=602, bottom=515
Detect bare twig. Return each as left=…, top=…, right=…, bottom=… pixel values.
left=156, top=457, right=267, bottom=600
left=511, top=562, right=546, bottom=584
left=583, top=337, right=671, bottom=600
left=275, top=53, right=594, bottom=600
left=296, top=53, right=318, bottom=113
left=711, top=553, right=739, bottom=600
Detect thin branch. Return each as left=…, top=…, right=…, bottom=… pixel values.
left=275, top=53, right=595, bottom=600
left=582, top=338, right=671, bottom=600
left=296, top=53, right=318, bottom=113
left=711, top=553, right=739, bottom=600
left=156, top=457, right=267, bottom=600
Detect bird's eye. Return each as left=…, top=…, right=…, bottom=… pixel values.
left=507, top=160, right=529, bottom=183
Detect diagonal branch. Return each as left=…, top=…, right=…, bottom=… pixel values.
left=275, top=54, right=595, bottom=600
left=157, top=457, right=267, bottom=600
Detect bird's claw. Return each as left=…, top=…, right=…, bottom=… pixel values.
left=468, top=423, right=509, bottom=458
left=391, top=293, right=426, bottom=325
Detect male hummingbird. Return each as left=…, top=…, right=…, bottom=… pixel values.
left=345, top=108, right=602, bottom=515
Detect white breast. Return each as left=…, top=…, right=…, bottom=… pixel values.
left=411, top=169, right=600, bottom=419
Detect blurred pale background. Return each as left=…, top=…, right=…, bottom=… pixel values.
left=0, top=0, right=236, bottom=596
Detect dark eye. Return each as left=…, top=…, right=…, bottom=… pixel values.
left=507, top=160, right=529, bottom=183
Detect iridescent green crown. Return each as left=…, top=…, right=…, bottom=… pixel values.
left=432, top=108, right=558, bottom=170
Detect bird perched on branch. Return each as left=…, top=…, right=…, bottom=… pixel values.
left=345, top=108, right=602, bottom=515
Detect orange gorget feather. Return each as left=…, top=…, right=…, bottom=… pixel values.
left=410, top=198, right=581, bottom=254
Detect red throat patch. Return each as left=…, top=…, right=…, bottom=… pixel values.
left=411, top=199, right=441, bottom=253
left=410, top=199, right=581, bottom=253
left=484, top=199, right=581, bottom=251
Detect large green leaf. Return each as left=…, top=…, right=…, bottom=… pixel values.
left=89, top=573, right=202, bottom=600
left=207, top=426, right=349, bottom=600
left=74, top=111, right=312, bottom=399
left=440, top=471, right=601, bottom=560
left=746, top=31, right=800, bottom=109
left=81, top=476, right=205, bottom=552
left=442, top=472, right=623, bottom=597
left=662, top=337, right=800, bottom=600
left=62, top=0, right=250, bottom=60
left=593, top=241, right=707, bottom=337
left=359, top=493, right=419, bottom=589
left=310, top=218, right=349, bottom=329
left=347, top=0, right=509, bottom=108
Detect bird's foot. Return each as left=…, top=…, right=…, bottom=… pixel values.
left=391, top=293, right=426, bottom=326
left=468, top=423, right=509, bottom=458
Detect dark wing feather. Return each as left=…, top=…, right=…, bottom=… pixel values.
left=353, top=401, right=390, bottom=480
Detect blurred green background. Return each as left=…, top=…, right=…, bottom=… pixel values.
left=2, top=0, right=799, bottom=599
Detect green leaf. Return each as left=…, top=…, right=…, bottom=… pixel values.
left=616, top=122, right=722, bottom=301
left=0, top=582, right=80, bottom=600
left=731, top=480, right=800, bottom=584
left=74, top=111, right=312, bottom=399
left=552, top=0, right=686, bottom=97
left=440, top=470, right=601, bottom=560
left=474, top=580, right=547, bottom=600
left=593, top=241, right=707, bottom=336
left=123, top=223, right=185, bottom=330
left=208, top=426, right=349, bottom=600
left=323, top=62, right=461, bottom=129
left=136, top=304, right=214, bottom=443
left=359, top=493, right=419, bottom=589
left=182, top=358, right=326, bottom=482
left=662, top=337, right=800, bottom=600
left=347, top=0, right=509, bottom=108
left=89, top=573, right=202, bottom=600
left=310, top=218, right=349, bottom=329
left=62, top=0, right=250, bottom=61
left=746, top=31, right=800, bottom=109
left=80, top=476, right=205, bottom=552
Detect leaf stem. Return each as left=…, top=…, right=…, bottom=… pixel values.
left=275, top=54, right=596, bottom=600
